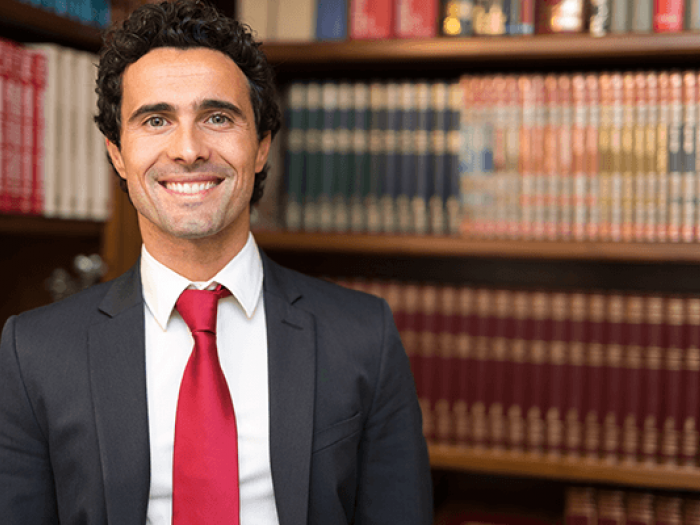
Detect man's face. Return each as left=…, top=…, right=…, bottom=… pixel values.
left=106, top=47, right=270, bottom=244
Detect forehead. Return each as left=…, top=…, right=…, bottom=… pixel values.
left=121, top=47, right=251, bottom=108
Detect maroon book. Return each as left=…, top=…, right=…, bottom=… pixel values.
left=622, top=294, right=645, bottom=464
left=454, top=286, right=476, bottom=446
left=603, top=293, right=625, bottom=462
left=417, top=284, right=440, bottom=441
left=655, top=495, right=683, bottom=525
left=434, top=285, right=459, bottom=445
left=489, top=289, right=512, bottom=451
left=642, top=295, right=665, bottom=465
left=546, top=292, right=569, bottom=457
left=507, top=290, right=532, bottom=452
left=564, top=486, right=597, bottom=525
left=526, top=290, right=551, bottom=454
left=400, top=284, right=422, bottom=411
left=584, top=293, right=607, bottom=460
left=597, top=490, right=626, bottom=525
left=661, top=296, right=685, bottom=465
left=625, top=492, right=654, bottom=525
left=472, top=288, right=494, bottom=449
left=565, top=292, right=588, bottom=459
left=683, top=497, right=700, bottom=525
left=681, top=297, right=700, bottom=467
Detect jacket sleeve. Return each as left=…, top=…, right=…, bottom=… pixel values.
left=0, top=316, right=59, bottom=524
left=354, top=300, right=433, bottom=524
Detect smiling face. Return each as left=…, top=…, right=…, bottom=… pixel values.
left=106, top=47, right=270, bottom=252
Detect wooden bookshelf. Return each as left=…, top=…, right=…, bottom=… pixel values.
left=0, top=214, right=104, bottom=237
left=254, top=231, right=700, bottom=263
left=430, top=444, right=700, bottom=492
left=0, top=0, right=102, bottom=51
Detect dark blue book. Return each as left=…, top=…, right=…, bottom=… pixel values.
left=413, top=82, right=432, bottom=235
left=303, top=82, right=324, bottom=231
left=333, top=83, right=354, bottom=231
left=396, top=82, right=417, bottom=234
left=430, top=82, right=450, bottom=236
left=319, top=82, right=339, bottom=231
left=315, top=0, right=348, bottom=40
left=367, top=82, right=388, bottom=233
left=350, top=83, right=371, bottom=232
left=382, top=82, right=402, bottom=234
left=283, top=83, right=308, bottom=231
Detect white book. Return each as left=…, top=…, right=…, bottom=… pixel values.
left=25, top=43, right=61, bottom=218
left=57, top=48, right=77, bottom=219
left=270, top=0, right=315, bottom=42
left=89, top=53, right=111, bottom=222
left=238, top=0, right=271, bottom=39
left=74, top=51, right=93, bottom=220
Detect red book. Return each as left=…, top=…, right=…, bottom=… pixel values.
left=662, top=296, right=684, bottom=465
left=655, top=495, right=683, bottom=525
left=415, top=284, right=438, bottom=439
left=622, top=294, right=645, bottom=464
left=349, top=0, right=394, bottom=39
left=564, top=486, right=597, bottom=525
left=526, top=290, right=550, bottom=454
left=681, top=297, right=700, bottom=467
left=584, top=293, right=606, bottom=460
left=603, top=293, right=625, bottom=463
left=597, top=490, right=626, bottom=525
left=0, top=39, right=9, bottom=213
left=471, top=288, right=493, bottom=448
left=558, top=74, right=574, bottom=240
left=395, top=0, right=439, bottom=38
left=546, top=292, right=568, bottom=457
left=683, top=497, right=700, bottom=525
left=507, top=290, right=531, bottom=452
left=434, top=285, right=460, bottom=445
left=642, top=295, right=665, bottom=465
left=454, top=286, right=475, bottom=445
left=565, top=292, right=588, bottom=459
left=653, top=0, right=685, bottom=32
left=399, top=283, right=421, bottom=396
left=626, top=492, right=655, bottom=525
left=489, top=289, right=511, bottom=451
left=18, top=47, right=33, bottom=215
left=1, top=40, right=21, bottom=214
left=29, top=50, right=46, bottom=216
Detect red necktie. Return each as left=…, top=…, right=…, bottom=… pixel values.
left=173, top=285, right=240, bottom=525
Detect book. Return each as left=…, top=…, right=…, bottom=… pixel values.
left=507, top=290, right=530, bottom=452
left=622, top=294, right=645, bottom=463
left=621, top=72, right=635, bottom=242
left=237, top=0, right=271, bottom=40
left=634, top=72, right=647, bottom=242
left=654, top=0, right=685, bottom=32
left=302, top=82, right=323, bottom=231
left=350, top=83, right=370, bottom=232
left=626, top=492, right=655, bottom=525
left=283, top=83, right=307, bottom=231
left=644, top=71, right=658, bottom=242
left=332, top=82, right=353, bottom=232
left=316, top=0, right=348, bottom=40
left=446, top=82, right=463, bottom=235
left=642, top=295, right=664, bottom=465
left=412, top=82, right=431, bottom=235
left=655, top=495, right=683, bottom=525
left=610, top=73, right=623, bottom=242
left=681, top=71, right=696, bottom=242
left=28, top=49, right=47, bottom=216
left=73, top=51, right=94, bottom=220
left=662, top=296, right=684, bottom=465
left=543, top=75, right=560, bottom=240
left=611, top=0, right=631, bottom=32
left=597, top=490, right=625, bottom=525
left=454, top=286, right=475, bottom=445
left=668, top=71, right=683, bottom=242
left=572, top=74, right=587, bottom=241
left=564, top=486, right=597, bottom=525
left=395, top=0, right=439, bottom=37
left=318, top=82, right=339, bottom=231
left=505, top=0, right=535, bottom=34
left=598, top=73, right=613, bottom=241
left=603, top=293, right=624, bottom=462
left=558, top=74, right=574, bottom=240
left=430, top=82, right=450, bottom=236
left=1, top=41, right=21, bottom=214
left=583, top=293, right=605, bottom=460
left=349, top=0, right=394, bottom=39
left=681, top=297, right=700, bottom=467
left=688, top=0, right=700, bottom=30
left=381, top=82, right=400, bottom=234
left=526, top=290, right=548, bottom=454
left=546, top=292, right=568, bottom=457
left=585, top=74, right=600, bottom=241
left=417, top=284, right=439, bottom=439
left=18, top=46, right=34, bottom=215
left=440, top=0, right=474, bottom=36
left=434, top=285, right=460, bottom=444
left=471, top=288, right=493, bottom=448
left=632, top=0, right=654, bottom=32
left=489, top=289, right=510, bottom=451
left=396, top=82, right=416, bottom=234
left=271, top=0, right=316, bottom=41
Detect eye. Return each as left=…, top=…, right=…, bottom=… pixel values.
left=207, top=113, right=232, bottom=125
left=145, top=115, right=167, bottom=128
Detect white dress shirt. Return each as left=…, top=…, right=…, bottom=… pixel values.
left=141, top=233, right=280, bottom=525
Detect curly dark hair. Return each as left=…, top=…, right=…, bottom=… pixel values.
left=95, top=0, right=281, bottom=205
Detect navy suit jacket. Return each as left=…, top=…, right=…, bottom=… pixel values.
left=0, top=252, right=432, bottom=524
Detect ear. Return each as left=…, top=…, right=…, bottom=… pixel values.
left=254, top=132, right=272, bottom=174
left=105, top=138, right=127, bottom=180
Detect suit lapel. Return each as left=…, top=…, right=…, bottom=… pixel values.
left=89, top=265, right=151, bottom=525
left=263, top=254, right=316, bottom=525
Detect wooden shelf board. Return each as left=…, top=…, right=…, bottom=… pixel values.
left=263, top=32, right=700, bottom=66
left=0, top=0, right=102, bottom=50
left=0, top=215, right=104, bottom=237
left=430, top=445, right=700, bottom=491
left=254, top=231, right=700, bottom=263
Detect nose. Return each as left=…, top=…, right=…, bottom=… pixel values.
left=166, top=121, right=210, bottom=165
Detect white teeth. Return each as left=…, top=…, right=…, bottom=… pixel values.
left=165, top=181, right=217, bottom=194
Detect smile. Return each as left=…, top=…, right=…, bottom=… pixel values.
left=162, top=180, right=221, bottom=194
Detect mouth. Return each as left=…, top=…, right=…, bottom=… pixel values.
left=160, top=179, right=223, bottom=195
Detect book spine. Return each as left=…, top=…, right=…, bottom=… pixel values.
left=657, top=72, right=671, bottom=242
left=454, top=286, right=475, bottom=445
left=381, top=82, right=400, bottom=234
left=316, top=0, right=348, bottom=40
left=634, top=72, right=648, bottom=241
left=349, top=0, right=394, bottom=39
left=642, top=295, right=665, bottom=465
left=654, top=495, right=683, bottom=525
left=683, top=496, right=700, bottom=524
left=519, top=75, right=535, bottom=239
left=333, top=83, right=353, bottom=232
left=682, top=297, right=700, bottom=467
left=572, top=74, right=587, bottom=241
left=504, top=0, right=521, bottom=34
left=645, top=71, right=659, bottom=242
left=603, top=294, right=624, bottom=462
left=29, top=50, right=46, bottom=216
left=626, top=492, right=655, bottom=525
left=632, top=0, right=654, bottom=31
left=400, top=283, right=422, bottom=409
left=585, top=74, right=601, bottom=241
left=505, top=75, right=521, bottom=239
left=367, top=82, right=387, bottom=233
left=18, top=47, right=34, bottom=215
left=489, top=289, right=510, bottom=451
left=688, top=0, right=700, bottom=30
left=430, top=82, right=449, bottom=236
left=559, top=75, right=574, bottom=240
left=546, top=292, right=568, bottom=457
left=413, top=82, right=431, bottom=235
left=507, top=290, right=530, bottom=452
left=566, top=292, right=588, bottom=459
left=492, top=75, right=508, bottom=238
left=73, top=51, right=92, bottom=220
left=564, top=486, right=598, bottom=525
left=440, top=0, right=475, bottom=36
left=418, top=284, right=439, bottom=441
left=621, top=72, right=636, bottom=242
left=284, top=83, right=307, bottom=231
left=446, top=82, right=463, bottom=235
left=661, top=296, right=684, bottom=465
left=395, top=0, right=439, bottom=37
left=584, top=293, right=606, bottom=460
left=350, top=83, right=370, bottom=232
left=598, top=73, right=613, bottom=241
left=471, top=288, right=492, bottom=449
left=654, top=0, right=685, bottom=31
left=597, top=490, right=626, bottom=525
left=460, top=75, right=476, bottom=236
left=397, top=82, right=417, bottom=234
left=622, top=294, right=645, bottom=464
left=610, top=73, right=624, bottom=241
left=303, top=82, right=323, bottom=231
left=1, top=43, right=21, bottom=214
left=319, top=82, right=339, bottom=232
left=531, top=75, right=546, bottom=240
left=526, top=291, right=549, bottom=454
left=696, top=71, right=700, bottom=241
left=611, top=0, right=630, bottom=32
left=681, top=71, right=696, bottom=242
left=479, top=76, right=496, bottom=237
left=544, top=75, right=560, bottom=240
left=434, top=285, right=459, bottom=444
left=668, top=71, right=684, bottom=242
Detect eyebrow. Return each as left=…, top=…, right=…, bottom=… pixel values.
left=127, top=99, right=247, bottom=125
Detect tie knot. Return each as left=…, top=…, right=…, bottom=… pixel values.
left=175, top=284, right=231, bottom=333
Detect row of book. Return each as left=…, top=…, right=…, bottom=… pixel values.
left=238, top=0, right=700, bottom=42
left=281, top=80, right=462, bottom=236
left=435, top=486, right=700, bottom=524
left=0, top=39, right=111, bottom=220
left=15, top=0, right=111, bottom=28
left=336, top=277, right=700, bottom=467
left=459, top=71, right=700, bottom=243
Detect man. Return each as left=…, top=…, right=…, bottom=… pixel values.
left=0, top=1, right=433, bottom=523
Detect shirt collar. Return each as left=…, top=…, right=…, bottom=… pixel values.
left=140, top=232, right=263, bottom=331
